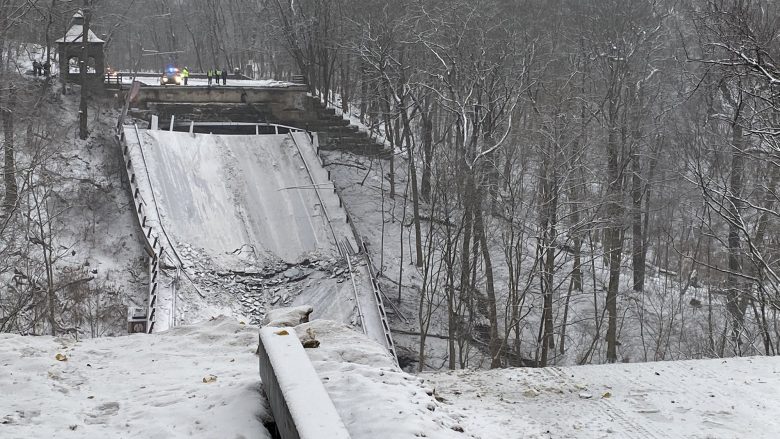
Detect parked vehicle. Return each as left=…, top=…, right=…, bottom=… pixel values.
left=160, top=66, right=182, bottom=85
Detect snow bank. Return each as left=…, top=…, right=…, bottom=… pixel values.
left=0, top=317, right=269, bottom=439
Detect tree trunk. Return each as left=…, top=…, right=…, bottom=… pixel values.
left=79, top=1, right=91, bottom=140
left=631, top=144, right=645, bottom=292
left=399, top=97, right=423, bottom=268
left=446, top=223, right=457, bottom=369
left=570, top=178, right=583, bottom=292
left=726, top=122, right=746, bottom=351
left=474, top=193, right=501, bottom=368
left=420, top=103, right=433, bottom=202
left=2, top=86, right=17, bottom=216
left=340, top=57, right=350, bottom=114
left=605, top=116, right=624, bottom=363
left=559, top=277, right=575, bottom=355
left=359, top=60, right=368, bottom=123
left=539, top=145, right=558, bottom=366
left=458, top=173, right=474, bottom=367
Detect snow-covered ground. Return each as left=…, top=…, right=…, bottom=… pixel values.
left=0, top=314, right=462, bottom=439
left=427, top=356, right=780, bottom=438
left=0, top=317, right=269, bottom=438
left=299, top=319, right=469, bottom=438
left=4, top=313, right=779, bottom=438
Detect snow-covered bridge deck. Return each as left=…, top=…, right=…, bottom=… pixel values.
left=135, top=130, right=340, bottom=265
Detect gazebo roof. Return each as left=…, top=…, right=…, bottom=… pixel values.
left=56, top=11, right=104, bottom=43
left=56, top=25, right=104, bottom=43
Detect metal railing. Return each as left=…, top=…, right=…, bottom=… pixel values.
left=115, top=126, right=166, bottom=333
left=115, top=82, right=177, bottom=333
left=171, top=121, right=308, bottom=135
left=289, top=132, right=398, bottom=364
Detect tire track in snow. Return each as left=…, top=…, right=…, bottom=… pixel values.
left=595, top=398, right=664, bottom=439
left=652, top=361, right=743, bottom=435
left=542, top=366, right=664, bottom=439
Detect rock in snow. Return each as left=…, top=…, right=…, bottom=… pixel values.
left=262, top=305, right=314, bottom=327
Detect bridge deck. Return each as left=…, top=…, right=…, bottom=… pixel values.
left=113, top=72, right=300, bottom=89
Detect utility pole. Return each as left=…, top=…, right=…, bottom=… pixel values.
left=79, top=0, right=91, bottom=140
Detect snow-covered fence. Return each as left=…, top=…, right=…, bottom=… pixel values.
left=257, top=326, right=351, bottom=439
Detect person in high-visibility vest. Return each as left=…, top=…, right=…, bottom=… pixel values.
left=181, top=66, right=189, bottom=85
left=207, top=68, right=213, bottom=86
left=215, top=68, right=222, bottom=85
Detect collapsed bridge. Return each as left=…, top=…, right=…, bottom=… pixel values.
left=116, top=81, right=395, bottom=361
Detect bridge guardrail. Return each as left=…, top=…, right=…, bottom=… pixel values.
left=114, top=127, right=166, bottom=333
left=104, top=72, right=123, bottom=87
left=115, top=82, right=172, bottom=333
left=289, top=132, right=398, bottom=364
left=258, top=326, right=352, bottom=439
